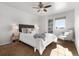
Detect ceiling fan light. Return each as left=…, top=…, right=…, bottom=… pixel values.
left=33, top=2, right=52, bottom=13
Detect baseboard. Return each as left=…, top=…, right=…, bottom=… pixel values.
left=0, top=41, right=11, bottom=45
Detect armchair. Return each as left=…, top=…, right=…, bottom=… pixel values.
left=58, top=30, right=73, bottom=41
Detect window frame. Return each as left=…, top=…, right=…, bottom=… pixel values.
left=55, top=17, right=66, bottom=30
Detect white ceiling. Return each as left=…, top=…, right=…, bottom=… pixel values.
left=1, top=2, right=79, bottom=16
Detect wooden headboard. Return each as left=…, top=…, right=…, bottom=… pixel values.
left=19, top=24, right=34, bottom=32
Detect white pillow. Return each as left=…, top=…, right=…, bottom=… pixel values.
left=22, top=28, right=27, bottom=33
left=31, top=30, right=37, bottom=35
left=27, top=28, right=32, bottom=33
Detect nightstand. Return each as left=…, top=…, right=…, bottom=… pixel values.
left=11, top=33, right=20, bottom=42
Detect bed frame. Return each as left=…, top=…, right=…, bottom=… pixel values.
left=19, top=24, right=34, bottom=32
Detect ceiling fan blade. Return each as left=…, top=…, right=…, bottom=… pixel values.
left=43, top=9, right=47, bottom=12
left=44, top=5, right=52, bottom=8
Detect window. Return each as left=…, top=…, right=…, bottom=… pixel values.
left=55, top=17, right=65, bottom=29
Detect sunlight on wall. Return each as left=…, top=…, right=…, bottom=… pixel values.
left=50, top=44, right=73, bottom=56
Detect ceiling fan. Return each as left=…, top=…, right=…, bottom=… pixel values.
left=33, top=2, right=52, bottom=12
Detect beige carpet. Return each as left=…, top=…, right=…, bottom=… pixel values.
left=50, top=44, right=73, bottom=56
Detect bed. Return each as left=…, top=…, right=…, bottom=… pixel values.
left=19, top=24, right=57, bottom=55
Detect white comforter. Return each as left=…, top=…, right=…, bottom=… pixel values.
left=19, top=33, right=57, bottom=55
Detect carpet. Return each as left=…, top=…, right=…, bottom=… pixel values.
left=50, top=44, right=73, bottom=56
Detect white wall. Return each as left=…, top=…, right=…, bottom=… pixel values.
left=0, top=3, right=39, bottom=45
left=38, top=16, right=48, bottom=33
left=74, top=8, right=79, bottom=54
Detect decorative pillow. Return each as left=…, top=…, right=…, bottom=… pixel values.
left=31, top=30, right=36, bottom=35
left=22, top=28, right=28, bottom=33
left=33, top=33, right=45, bottom=41
left=27, top=28, right=32, bottom=33
left=22, top=28, right=35, bottom=34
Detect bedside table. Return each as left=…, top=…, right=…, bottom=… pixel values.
left=11, top=33, right=20, bottom=42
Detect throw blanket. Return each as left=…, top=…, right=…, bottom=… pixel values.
left=33, top=33, right=46, bottom=41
